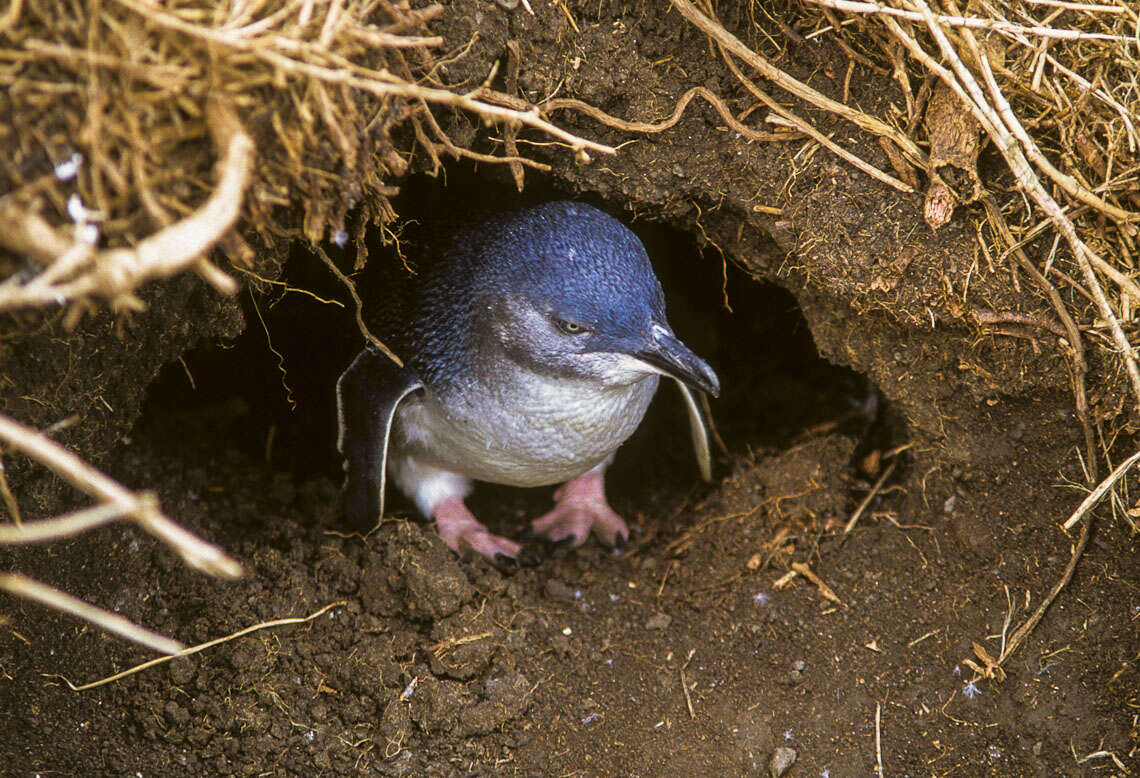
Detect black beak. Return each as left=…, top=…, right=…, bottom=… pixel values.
left=635, top=325, right=720, bottom=397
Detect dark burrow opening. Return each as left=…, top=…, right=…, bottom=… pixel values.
left=138, top=168, right=885, bottom=540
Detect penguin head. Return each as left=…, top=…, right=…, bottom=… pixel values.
left=474, top=202, right=719, bottom=396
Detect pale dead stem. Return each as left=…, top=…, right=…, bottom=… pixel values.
left=109, top=0, right=614, bottom=158
left=1061, top=449, right=1140, bottom=532
left=543, top=86, right=794, bottom=144
left=887, top=0, right=1140, bottom=408
left=0, top=416, right=241, bottom=578
left=851, top=0, right=1140, bottom=672
left=666, top=0, right=1138, bottom=678
left=61, top=602, right=345, bottom=691
left=0, top=574, right=185, bottom=655
left=674, top=0, right=929, bottom=162
left=0, top=100, right=250, bottom=317
left=721, top=55, right=916, bottom=193
left=542, top=0, right=920, bottom=191
left=0, top=0, right=613, bottom=323
left=670, top=0, right=1140, bottom=411
left=0, top=413, right=241, bottom=653
left=803, top=0, right=1134, bottom=41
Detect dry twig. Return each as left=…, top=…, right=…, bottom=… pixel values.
left=0, top=573, right=184, bottom=655
left=0, top=413, right=240, bottom=655
left=882, top=4, right=1140, bottom=408
left=0, top=414, right=241, bottom=578
left=1, top=0, right=610, bottom=320
left=62, top=601, right=345, bottom=691
left=1060, top=448, right=1140, bottom=531
left=803, top=0, right=1134, bottom=41
left=672, top=0, right=928, bottom=166
left=0, top=100, right=250, bottom=315
left=543, top=86, right=793, bottom=144
left=844, top=459, right=898, bottom=533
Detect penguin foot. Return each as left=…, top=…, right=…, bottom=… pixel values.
left=434, top=496, right=522, bottom=560
left=529, top=469, right=629, bottom=548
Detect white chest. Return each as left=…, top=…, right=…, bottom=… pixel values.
left=392, top=372, right=660, bottom=487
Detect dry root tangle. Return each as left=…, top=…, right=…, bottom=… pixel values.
left=766, top=0, right=1139, bottom=676
left=0, top=0, right=612, bottom=323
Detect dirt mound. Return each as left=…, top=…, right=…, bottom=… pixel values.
left=3, top=0, right=1139, bottom=775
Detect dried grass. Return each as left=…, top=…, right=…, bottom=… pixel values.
left=785, top=0, right=1140, bottom=419
left=770, top=0, right=1140, bottom=673
left=0, top=0, right=606, bottom=319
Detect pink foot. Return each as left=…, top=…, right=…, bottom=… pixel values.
left=530, top=467, right=628, bottom=548
left=434, top=496, right=522, bottom=560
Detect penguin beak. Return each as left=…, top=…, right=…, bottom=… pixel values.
left=634, top=324, right=721, bottom=397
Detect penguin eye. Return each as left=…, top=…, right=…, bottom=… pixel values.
left=554, top=318, right=589, bottom=335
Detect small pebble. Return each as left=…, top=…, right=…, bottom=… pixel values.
left=544, top=579, right=577, bottom=602
left=54, top=152, right=82, bottom=181
left=768, top=746, right=797, bottom=777
left=76, top=222, right=99, bottom=246
left=645, top=613, right=672, bottom=630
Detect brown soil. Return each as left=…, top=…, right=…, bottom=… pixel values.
left=2, top=1, right=1138, bottom=776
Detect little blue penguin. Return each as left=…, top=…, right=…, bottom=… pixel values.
left=337, top=201, right=720, bottom=563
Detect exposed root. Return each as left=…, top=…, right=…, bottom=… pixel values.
left=0, top=100, right=250, bottom=317
left=0, top=573, right=184, bottom=655
left=673, top=0, right=928, bottom=166
left=62, top=602, right=345, bottom=691
left=0, top=414, right=241, bottom=578
left=0, top=0, right=611, bottom=320
left=790, top=0, right=1140, bottom=424
left=314, top=244, right=404, bottom=367
left=891, top=0, right=1140, bottom=409
left=720, top=54, right=915, bottom=193
left=0, top=412, right=242, bottom=654
left=1061, top=448, right=1140, bottom=532
left=998, top=506, right=1091, bottom=669
left=803, top=0, right=1134, bottom=42
left=543, top=86, right=793, bottom=143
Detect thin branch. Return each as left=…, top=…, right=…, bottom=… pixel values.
left=999, top=507, right=1092, bottom=667
left=313, top=244, right=404, bottom=367
left=844, top=459, right=899, bottom=533
left=0, top=100, right=250, bottom=313
left=0, top=414, right=242, bottom=579
left=65, top=601, right=345, bottom=691
left=1061, top=449, right=1140, bottom=531
left=670, top=0, right=928, bottom=168
left=720, top=55, right=915, bottom=193
left=884, top=6, right=1140, bottom=407
left=802, top=0, right=1134, bottom=41
left=0, top=573, right=184, bottom=655
left=110, top=0, right=615, bottom=157
left=0, top=455, right=22, bottom=524
left=0, top=501, right=131, bottom=543
left=543, top=86, right=791, bottom=143
left=980, top=196, right=1096, bottom=480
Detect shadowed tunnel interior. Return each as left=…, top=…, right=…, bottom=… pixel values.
left=138, top=167, right=876, bottom=532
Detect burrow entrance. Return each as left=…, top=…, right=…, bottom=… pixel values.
left=138, top=166, right=889, bottom=539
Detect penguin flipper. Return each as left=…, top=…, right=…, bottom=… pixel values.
left=674, top=380, right=713, bottom=482
left=336, top=347, right=424, bottom=532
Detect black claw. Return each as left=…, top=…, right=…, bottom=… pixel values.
left=492, top=552, right=521, bottom=571
left=612, top=532, right=628, bottom=552
left=517, top=547, right=542, bottom=567
left=549, top=535, right=578, bottom=557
